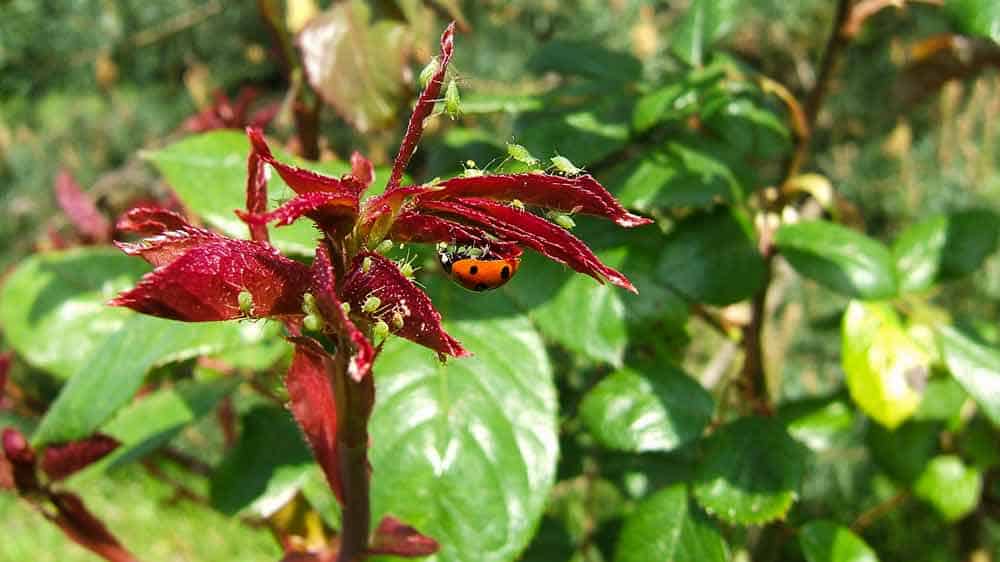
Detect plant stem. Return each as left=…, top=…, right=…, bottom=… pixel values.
left=741, top=0, right=855, bottom=417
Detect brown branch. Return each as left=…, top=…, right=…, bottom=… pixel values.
left=851, top=491, right=910, bottom=532
left=131, top=1, right=223, bottom=48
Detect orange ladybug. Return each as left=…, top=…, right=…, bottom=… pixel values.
left=438, top=244, right=520, bottom=291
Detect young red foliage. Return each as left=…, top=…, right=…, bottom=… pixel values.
left=341, top=252, right=468, bottom=360
left=419, top=173, right=653, bottom=227
left=46, top=491, right=139, bottom=562
left=309, top=245, right=375, bottom=382
left=55, top=170, right=112, bottom=243
left=111, top=238, right=311, bottom=321
left=367, top=516, right=440, bottom=558
left=40, top=435, right=120, bottom=482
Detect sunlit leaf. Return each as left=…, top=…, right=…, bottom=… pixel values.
left=777, top=221, right=897, bottom=300
left=842, top=301, right=928, bottom=429
left=581, top=365, right=712, bottom=453
left=615, top=484, right=728, bottom=562
left=693, top=416, right=809, bottom=524
left=938, top=326, right=1000, bottom=428
left=799, top=520, right=879, bottom=562
left=913, top=455, right=983, bottom=521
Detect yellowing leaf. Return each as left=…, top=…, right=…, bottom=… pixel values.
left=842, top=301, right=929, bottom=429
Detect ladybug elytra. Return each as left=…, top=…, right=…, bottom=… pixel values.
left=437, top=243, right=520, bottom=292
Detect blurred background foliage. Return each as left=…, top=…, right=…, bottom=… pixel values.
left=2, top=0, right=1000, bottom=561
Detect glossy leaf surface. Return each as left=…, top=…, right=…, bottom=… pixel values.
left=615, top=485, right=728, bottom=562
left=799, top=520, right=879, bottom=562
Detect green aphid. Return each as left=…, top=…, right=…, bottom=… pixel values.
left=506, top=143, right=539, bottom=166
left=511, top=199, right=525, bottom=211
left=548, top=211, right=576, bottom=230
left=237, top=290, right=253, bottom=316
left=373, top=319, right=390, bottom=339
left=303, top=313, right=321, bottom=332
left=302, top=292, right=318, bottom=317
left=375, top=240, right=394, bottom=256
left=363, top=256, right=374, bottom=272
left=391, top=310, right=405, bottom=330
left=341, top=302, right=351, bottom=315
left=551, top=155, right=582, bottom=176
left=362, top=295, right=382, bottom=314
left=419, top=57, right=439, bottom=88
left=399, top=261, right=415, bottom=278
left=444, top=79, right=461, bottom=119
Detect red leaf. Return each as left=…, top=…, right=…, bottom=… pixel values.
left=55, top=170, right=112, bottom=243
left=368, top=516, right=439, bottom=557
left=419, top=173, right=652, bottom=227
left=388, top=210, right=493, bottom=246
left=2, top=427, right=38, bottom=492
left=40, top=435, right=120, bottom=482
left=111, top=239, right=311, bottom=321
left=0, top=352, right=10, bottom=407
left=386, top=23, right=456, bottom=191
left=350, top=151, right=375, bottom=192
left=115, top=224, right=223, bottom=268
left=310, top=245, right=374, bottom=382
left=342, top=252, right=468, bottom=360
left=248, top=128, right=357, bottom=195
left=285, top=337, right=343, bottom=503
left=238, top=191, right=359, bottom=237
left=47, top=492, right=138, bottom=562
left=421, top=198, right=637, bottom=292
left=115, top=207, right=190, bottom=236
left=244, top=141, right=270, bottom=242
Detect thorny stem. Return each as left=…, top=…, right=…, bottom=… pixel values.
left=741, top=0, right=855, bottom=417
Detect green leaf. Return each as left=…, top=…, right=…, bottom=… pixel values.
left=31, top=316, right=269, bottom=447
left=866, top=420, right=940, bottom=485
left=939, top=209, right=1000, bottom=280
left=944, top=0, right=1000, bottom=43
left=777, top=220, right=897, bottom=299
left=605, top=142, right=743, bottom=211
left=671, top=0, right=740, bottom=67
left=893, top=215, right=948, bottom=293
left=82, top=377, right=238, bottom=473
left=778, top=396, right=855, bottom=452
left=913, top=455, right=983, bottom=521
left=693, top=416, right=809, bottom=524
left=937, top=326, right=1000, bottom=428
left=658, top=208, right=766, bottom=305
left=893, top=211, right=1000, bottom=292
left=528, top=40, right=641, bottom=84
left=0, top=248, right=149, bottom=380
left=799, top=520, right=879, bottom=562
left=210, top=405, right=314, bottom=517
left=841, top=301, right=929, bottom=429
left=615, top=484, right=728, bottom=562
left=579, top=365, right=713, bottom=453
left=147, top=131, right=387, bottom=255
left=368, top=291, right=557, bottom=562
left=503, top=250, right=627, bottom=367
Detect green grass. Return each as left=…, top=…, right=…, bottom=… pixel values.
left=0, top=466, right=280, bottom=562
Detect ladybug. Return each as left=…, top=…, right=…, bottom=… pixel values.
left=437, top=244, right=521, bottom=292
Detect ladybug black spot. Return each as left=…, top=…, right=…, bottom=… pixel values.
left=474, top=283, right=489, bottom=291
left=469, top=265, right=479, bottom=275
left=500, top=265, right=511, bottom=280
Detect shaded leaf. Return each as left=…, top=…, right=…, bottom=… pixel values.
left=776, top=221, right=897, bottom=300
left=211, top=405, right=314, bottom=517
left=528, top=40, right=641, bottom=84
left=693, top=416, right=809, bottom=524
left=866, top=420, right=940, bottom=485
left=658, top=208, right=765, bottom=305
left=841, top=301, right=928, bottom=429
left=615, top=484, right=728, bottom=562
left=580, top=366, right=713, bottom=453
left=799, top=520, right=878, bottom=562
